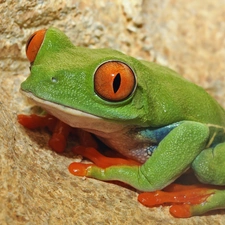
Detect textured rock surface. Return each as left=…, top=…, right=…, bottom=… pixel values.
left=1, top=0, right=225, bottom=224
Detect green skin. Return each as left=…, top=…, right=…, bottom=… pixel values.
left=21, top=28, right=225, bottom=216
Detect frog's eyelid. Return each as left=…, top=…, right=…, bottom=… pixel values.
left=26, top=29, right=47, bottom=63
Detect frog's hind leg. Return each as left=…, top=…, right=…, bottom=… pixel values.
left=139, top=143, right=225, bottom=218
left=171, top=143, right=225, bottom=218
left=192, top=143, right=225, bottom=185
left=183, top=143, right=225, bottom=216
left=138, top=183, right=217, bottom=218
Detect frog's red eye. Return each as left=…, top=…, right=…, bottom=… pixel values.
left=26, top=29, right=46, bottom=63
left=94, top=61, right=136, bottom=102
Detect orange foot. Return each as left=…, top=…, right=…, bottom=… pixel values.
left=69, top=162, right=93, bottom=176
left=17, top=114, right=57, bottom=130
left=18, top=114, right=71, bottom=153
left=18, top=114, right=99, bottom=153
left=71, top=146, right=140, bottom=169
left=138, top=183, right=215, bottom=218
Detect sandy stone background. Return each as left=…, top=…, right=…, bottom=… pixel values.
left=1, top=0, right=225, bottom=224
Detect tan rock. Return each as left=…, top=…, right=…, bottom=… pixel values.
left=1, top=1, right=225, bottom=224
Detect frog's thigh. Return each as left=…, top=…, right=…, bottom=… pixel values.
left=140, top=121, right=209, bottom=190
left=192, top=143, right=225, bottom=185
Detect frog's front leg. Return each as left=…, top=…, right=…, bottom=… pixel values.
left=69, top=121, right=209, bottom=191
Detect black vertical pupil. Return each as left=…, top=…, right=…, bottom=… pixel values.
left=113, top=73, right=121, bottom=93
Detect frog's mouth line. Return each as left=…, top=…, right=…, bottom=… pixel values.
left=21, top=90, right=127, bottom=134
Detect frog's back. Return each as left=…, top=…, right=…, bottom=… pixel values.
left=139, top=60, right=225, bottom=128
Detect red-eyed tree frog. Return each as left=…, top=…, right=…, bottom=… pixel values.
left=19, top=27, right=225, bottom=218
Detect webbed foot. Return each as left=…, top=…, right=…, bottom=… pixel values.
left=138, top=183, right=220, bottom=218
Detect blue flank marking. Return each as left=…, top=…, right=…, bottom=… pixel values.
left=139, top=121, right=182, bottom=144
left=146, top=145, right=157, bottom=156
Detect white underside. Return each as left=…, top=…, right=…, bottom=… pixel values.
left=22, top=91, right=151, bottom=163
left=22, top=91, right=126, bottom=135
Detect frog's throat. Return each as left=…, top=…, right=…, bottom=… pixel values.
left=21, top=91, right=127, bottom=134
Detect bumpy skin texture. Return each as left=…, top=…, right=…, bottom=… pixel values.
left=21, top=28, right=225, bottom=217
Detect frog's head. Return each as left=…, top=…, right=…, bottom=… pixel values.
left=21, top=28, right=154, bottom=131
